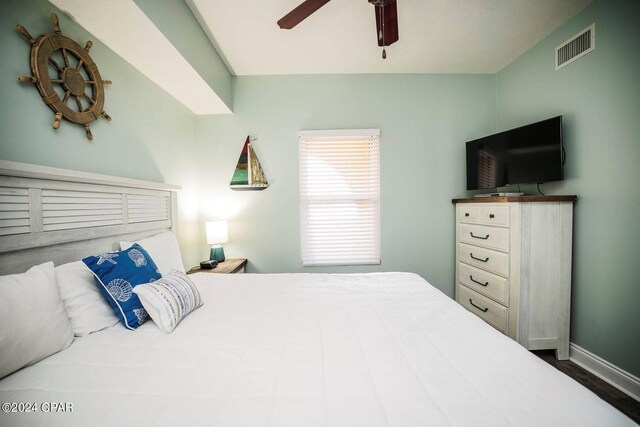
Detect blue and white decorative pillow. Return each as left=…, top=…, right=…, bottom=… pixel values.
left=82, top=244, right=161, bottom=330
left=133, top=270, right=202, bottom=333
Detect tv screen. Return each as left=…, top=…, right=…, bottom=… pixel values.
left=466, top=116, right=564, bottom=191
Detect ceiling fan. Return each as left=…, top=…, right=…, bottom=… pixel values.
left=277, top=0, right=399, bottom=59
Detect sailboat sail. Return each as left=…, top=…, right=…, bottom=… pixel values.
left=230, top=136, right=269, bottom=190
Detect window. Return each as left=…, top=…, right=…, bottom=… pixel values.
left=299, top=129, right=380, bottom=266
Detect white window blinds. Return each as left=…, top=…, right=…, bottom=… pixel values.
left=299, top=129, right=381, bottom=266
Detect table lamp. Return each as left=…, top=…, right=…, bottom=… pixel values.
left=206, top=220, right=228, bottom=262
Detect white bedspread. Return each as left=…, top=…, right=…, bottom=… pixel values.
left=0, top=273, right=632, bottom=426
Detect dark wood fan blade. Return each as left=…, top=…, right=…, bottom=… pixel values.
left=374, top=0, right=399, bottom=47
left=277, top=0, right=332, bottom=29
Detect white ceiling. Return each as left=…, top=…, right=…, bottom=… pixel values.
left=48, top=0, right=594, bottom=114
left=189, top=0, right=593, bottom=75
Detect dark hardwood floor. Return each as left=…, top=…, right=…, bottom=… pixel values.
left=534, top=350, right=640, bottom=424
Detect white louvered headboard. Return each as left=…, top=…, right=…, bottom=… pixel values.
left=0, top=160, right=179, bottom=275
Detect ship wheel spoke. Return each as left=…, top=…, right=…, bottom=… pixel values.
left=49, top=57, right=63, bottom=72
left=62, top=48, right=70, bottom=68
left=50, top=79, right=63, bottom=84
left=82, top=92, right=95, bottom=105
left=84, top=80, right=97, bottom=85
left=75, top=59, right=84, bottom=70
left=75, top=95, right=83, bottom=112
left=62, top=90, right=71, bottom=104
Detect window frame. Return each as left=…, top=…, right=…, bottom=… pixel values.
left=298, top=129, right=381, bottom=267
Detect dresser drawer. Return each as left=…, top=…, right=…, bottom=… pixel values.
left=478, top=205, right=510, bottom=227
left=459, top=262, right=509, bottom=305
left=458, top=204, right=510, bottom=227
left=458, top=285, right=508, bottom=333
left=458, top=205, right=479, bottom=223
left=459, top=223, right=509, bottom=252
left=459, top=243, right=509, bottom=277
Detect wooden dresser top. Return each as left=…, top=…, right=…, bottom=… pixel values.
left=452, top=195, right=577, bottom=204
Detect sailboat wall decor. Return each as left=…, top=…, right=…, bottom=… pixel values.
left=230, top=136, right=269, bottom=191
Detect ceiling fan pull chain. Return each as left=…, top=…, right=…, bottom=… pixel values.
left=381, top=2, right=387, bottom=59
left=378, top=3, right=383, bottom=42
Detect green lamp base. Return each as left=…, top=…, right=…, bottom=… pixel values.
left=210, top=246, right=225, bottom=262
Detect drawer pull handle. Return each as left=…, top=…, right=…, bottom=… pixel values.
left=470, top=253, right=489, bottom=262
left=464, top=213, right=470, bottom=217
left=470, top=232, right=489, bottom=240
left=470, top=275, right=489, bottom=287
left=469, top=299, right=489, bottom=312
left=489, top=214, right=495, bottom=219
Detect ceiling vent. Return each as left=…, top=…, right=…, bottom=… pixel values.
left=556, top=24, right=595, bottom=70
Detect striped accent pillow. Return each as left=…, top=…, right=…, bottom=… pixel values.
left=133, top=271, right=202, bottom=333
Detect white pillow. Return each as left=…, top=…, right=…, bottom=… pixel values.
left=133, top=270, right=202, bottom=333
left=55, top=261, right=119, bottom=336
left=121, top=231, right=185, bottom=276
left=0, top=262, right=74, bottom=379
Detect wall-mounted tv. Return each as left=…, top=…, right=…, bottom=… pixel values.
left=466, top=116, right=564, bottom=191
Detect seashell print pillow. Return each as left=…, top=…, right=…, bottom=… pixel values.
left=120, top=232, right=185, bottom=276
left=82, top=244, right=161, bottom=330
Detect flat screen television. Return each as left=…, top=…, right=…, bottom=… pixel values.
left=466, top=116, right=564, bottom=191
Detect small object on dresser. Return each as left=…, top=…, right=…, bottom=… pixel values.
left=200, top=260, right=218, bottom=270
left=474, top=192, right=525, bottom=197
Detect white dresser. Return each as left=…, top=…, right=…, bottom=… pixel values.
left=453, top=196, right=576, bottom=359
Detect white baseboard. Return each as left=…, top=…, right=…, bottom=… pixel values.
left=569, top=343, right=640, bottom=402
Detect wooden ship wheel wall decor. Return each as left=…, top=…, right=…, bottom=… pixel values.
left=16, top=13, right=111, bottom=140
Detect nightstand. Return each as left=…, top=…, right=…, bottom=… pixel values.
left=187, top=258, right=247, bottom=275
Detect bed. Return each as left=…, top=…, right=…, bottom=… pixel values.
left=0, top=162, right=633, bottom=426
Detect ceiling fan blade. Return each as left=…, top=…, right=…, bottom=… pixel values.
left=277, top=0, right=332, bottom=29
left=374, top=0, right=399, bottom=47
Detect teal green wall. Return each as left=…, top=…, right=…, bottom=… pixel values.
left=133, top=0, right=233, bottom=110
left=0, top=0, right=201, bottom=267
left=496, top=0, right=640, bottom=376
left=196, top=74, right=496, bottom=295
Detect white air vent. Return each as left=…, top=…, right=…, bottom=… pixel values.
left=556, top=24, right=595, bottom=70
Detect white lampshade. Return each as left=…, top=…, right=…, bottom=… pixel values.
left=206, top=220, right=228, bottom=245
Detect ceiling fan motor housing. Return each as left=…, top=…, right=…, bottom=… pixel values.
left=368, top=0, right=395, bottom=6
